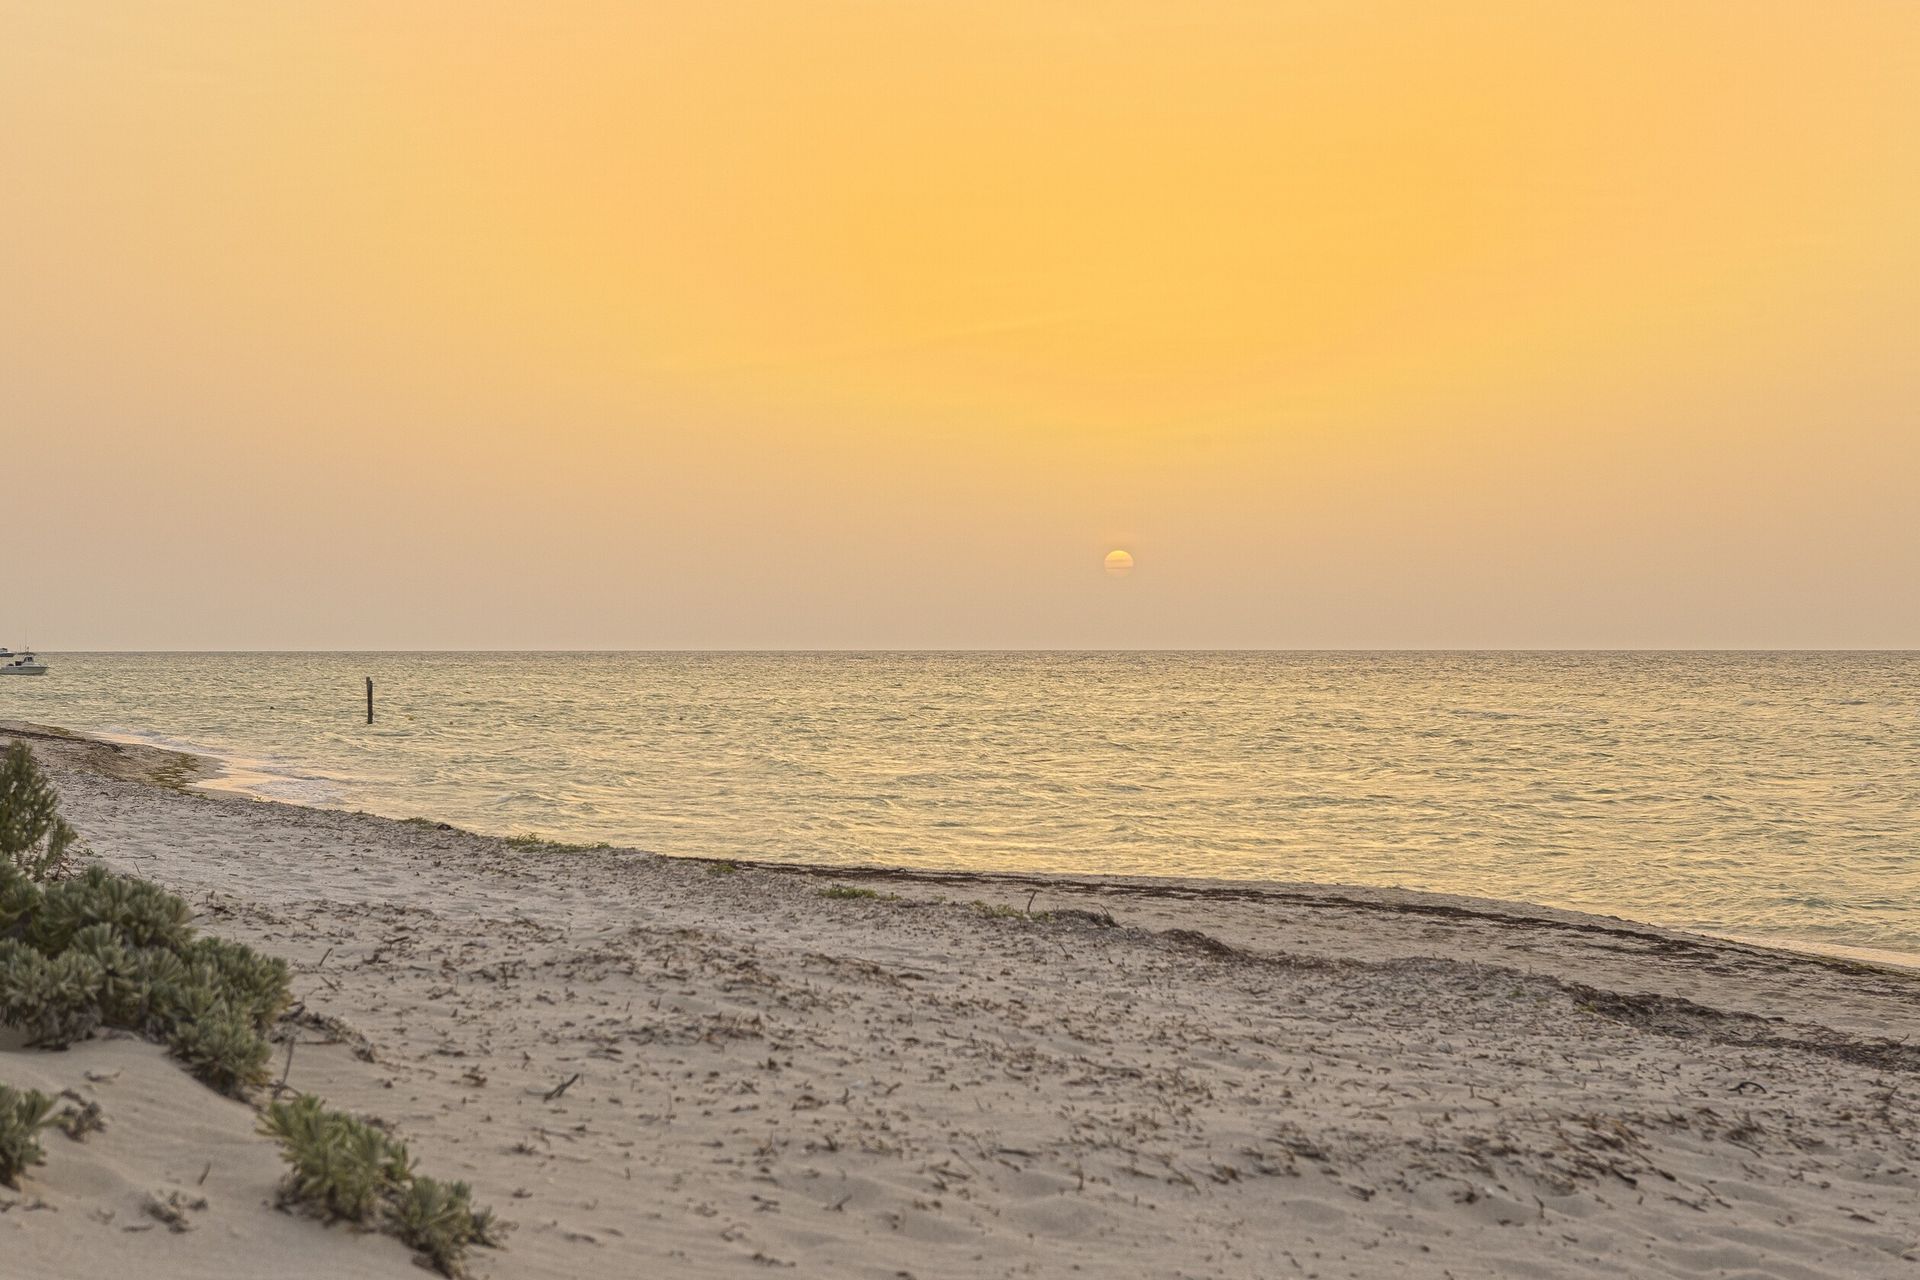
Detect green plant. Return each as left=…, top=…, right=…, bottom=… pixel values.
left=0, top=744, right=76, bottom=880
left=0, top=1085, right=57, bottom=1189
left=181, top=935, right=293, bottom=1033
left=0, top=941, right=105, bottom=1048
left=261, top=1095, right=416, bottom=1222
left=0, top=868, right=41, bottom=938
left=28, top=865, right=194, bottom=955
left=169, top=1002, right=273, bottom=1096
left=1, top=842, right=278, bottom=1089
left=392, top=1175, right=504, bottom=1277
left=261, top=1096, right=504, bottom=1276
left=66, top=923, right=144, bottom=1027
left=0, top=939, right=39, bottom=1025
left=819, top=885, right=880, bottom=900
left=105, top=947, right=188, bottom=1032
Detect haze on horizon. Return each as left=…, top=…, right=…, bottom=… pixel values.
left=4, top=3, right=1917, bottom=651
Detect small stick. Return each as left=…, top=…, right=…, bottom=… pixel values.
left=545, top=1073, right=582, bottom=1102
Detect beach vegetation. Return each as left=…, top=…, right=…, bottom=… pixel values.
left=0, top=743, right=77, bottom=881
left=0, top=850, right=288, bottom=1091
left=504, top=832, right=609, bottom=854
left=0, top=1085, right=57, bottom=1190
left=261, top=1094, right=413, bottom=1221
left=263, top=1094, right=504, bottom=1277
left=181, top=935, right=295, bottom=1032
left=393, top=1175, right=506, bottom=1276
left=168, top=1001, right=275, bottom=1095
left=0, top=756, right=505, bottom=1269
left=0, top=941, right=106, bottom=1048
left=706, top=860, right=740, bottom=876
left=0, top=872, right=42, bottom=937
left=969, top=900, right=1044, bottom=920
left=148, top=753, right=204, bottom=794
left=818, top=884, right=882, bottom=900
left=28, top=865, right=196, bottom=954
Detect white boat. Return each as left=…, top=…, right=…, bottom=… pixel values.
left=0, top=649, right=47, bottom=675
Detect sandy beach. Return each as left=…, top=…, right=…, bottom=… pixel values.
left=4, top=722, right=1919, bottom=1278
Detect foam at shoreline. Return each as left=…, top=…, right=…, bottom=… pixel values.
left=89, top=725, right=347, bottom=805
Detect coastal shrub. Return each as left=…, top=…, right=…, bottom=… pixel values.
left=154, top=964, right=227, bottom=1027
left=65, top=923, right=145, bottom=1027
left=66, top=925, right=176, bottom=1031
left=0, top=939, right=37, bottom=1023
left=0, top=850, right=281, bottom=1085
left=0, top=869, right=41, bottom=938
left=393, top=1175, right=504, bottom=1277
left=181, top=935, right=293, bottom=1033
left=0, top=941, right=105, bottom=1048
left=29, top=865, right=195, bottom=955
left=0, top=744, right=77, bottom=881
left=169, top=1001, right=274, bottom=1097
left=109, top=947, right=192, bottom=1032
left=0, top=1085, right=57, bottom=1189
left=262, top=1094, right=415, bottom=1222
left=263, top=1095, right=503, bottom=1276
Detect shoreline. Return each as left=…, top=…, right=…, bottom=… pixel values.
left=12, top=718, right=1917, bottom=975
left=5, top=721, right=1920, bottom=1276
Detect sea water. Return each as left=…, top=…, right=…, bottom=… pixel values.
left=6, top=651, right=1917, bottom=960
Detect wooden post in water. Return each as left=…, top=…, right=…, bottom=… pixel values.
left=366, top=676, right=374, bottom=725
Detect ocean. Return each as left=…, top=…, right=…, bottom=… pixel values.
left=6, top=651, right=1917, bottom=961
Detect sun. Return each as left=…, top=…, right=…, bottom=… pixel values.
left=1103, top=549, right=1135, bottom=577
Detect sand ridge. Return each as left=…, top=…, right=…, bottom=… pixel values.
left=3, top=726, right=1919, bottom=1278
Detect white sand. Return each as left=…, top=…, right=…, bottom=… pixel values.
left=4, top=723, right=1919, bottom=1278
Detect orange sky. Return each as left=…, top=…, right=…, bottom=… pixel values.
left=4, top=2, right=1917, bottom=647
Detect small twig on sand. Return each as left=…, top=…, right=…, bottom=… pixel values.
left=275, top=1039, right=296, bottom=1094
left=545, top=1073, right=583, bottom=1102
left=1025, top=890, right=1039, bottom=915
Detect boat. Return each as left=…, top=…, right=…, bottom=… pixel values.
left=0, top=649, right=47, bottom=675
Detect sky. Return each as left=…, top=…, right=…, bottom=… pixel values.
left=3, top=2, right=1917, bottom=649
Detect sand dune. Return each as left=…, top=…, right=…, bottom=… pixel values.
left=4, top=724, right=1919, bottom=1278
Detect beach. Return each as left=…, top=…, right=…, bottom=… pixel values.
left=4, top=723, right=1919, bottom=1278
